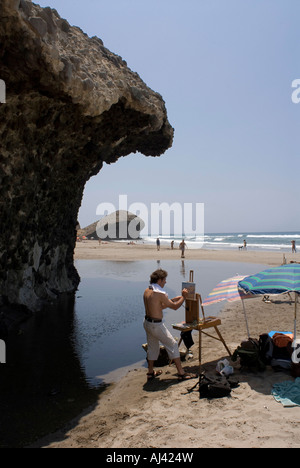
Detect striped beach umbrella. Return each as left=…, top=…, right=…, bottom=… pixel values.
left=202, top=275, right=247, bottom=306
left=238, top=263, right=300, bottom=339
left=238, top=263, right=300, bottom=296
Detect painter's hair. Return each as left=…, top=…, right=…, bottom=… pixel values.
left=150, top=269, right=168, bottom=284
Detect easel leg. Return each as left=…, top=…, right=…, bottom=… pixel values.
left=214, top=326, right=232, bottom=357
left=198, top=330, right=202, bottom=374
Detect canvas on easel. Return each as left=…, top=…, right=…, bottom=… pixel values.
left=182, top=270, right=196, bottom=300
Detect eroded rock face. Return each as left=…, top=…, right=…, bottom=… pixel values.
left=0, top=0, right=173, bottom=311
left=84, top=211, right=145, bottom=240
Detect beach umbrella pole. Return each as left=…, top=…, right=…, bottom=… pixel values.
left=242, top=299, right=250, bottom=338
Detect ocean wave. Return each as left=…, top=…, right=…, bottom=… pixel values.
left=203, top=241, right=290, bottom=250
left=247, top=234, right=300, bottom=239
left=140, top=232, right=300, bottom=252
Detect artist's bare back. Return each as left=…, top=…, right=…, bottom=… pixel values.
left=143, top=288, right=168, bottom=320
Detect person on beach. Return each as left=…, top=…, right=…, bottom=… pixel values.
left=292, top=240, right=297, bottom=253
left=179, top=239, right=186, bottom=258
left=143, top=269, right=197, bottom=382
left=156, top=237, right=160, bottom=251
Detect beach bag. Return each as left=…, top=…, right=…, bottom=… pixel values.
left=268, top=334, right=292, bottom=370
left=259, top=333, right=273, bottom=365
left=232, top=337, right=266, bottom=371
left=187, top=374, right=239, bottom=399
left=198, top=375, right=232, bottom=399
left=272, top=333, right=293, bottom=363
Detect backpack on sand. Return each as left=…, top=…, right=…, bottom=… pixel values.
left=232, top=338, right=266, bottom=371
left=188, top=374, right=239, bottom=399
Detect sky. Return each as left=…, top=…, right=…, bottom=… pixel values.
left=36, top=0, right=300, bottom=234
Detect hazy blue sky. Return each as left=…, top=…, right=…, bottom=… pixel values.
left=37, top=0, right=300, bottom=233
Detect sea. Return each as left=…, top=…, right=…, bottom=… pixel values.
left=141, top=231, right=300, bottom=252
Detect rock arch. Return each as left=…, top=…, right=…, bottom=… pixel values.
left=0, top=0, right=173, bottom=311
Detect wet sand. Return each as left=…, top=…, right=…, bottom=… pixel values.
left=74, top=239, right=295, bottom=266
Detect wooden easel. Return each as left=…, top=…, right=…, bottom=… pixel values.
left=173, top=294, right=232, bottom=374
left=185, top=292, right=205, bottom=323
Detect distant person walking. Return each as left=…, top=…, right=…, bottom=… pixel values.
left=156, top=238, right=160, bottom=251
left=292, top=240, right=297, bottom=253
left=243, top=239, right=247, bottom=250
left=179, top=239, right=186, bottom=258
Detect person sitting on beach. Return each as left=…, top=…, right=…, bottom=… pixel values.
left=143, top=268, right=197, bottom=382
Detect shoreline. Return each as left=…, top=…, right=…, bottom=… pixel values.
left=74, top=240, right=298, bottom=266
left=32, top=242, right=300, bottom=448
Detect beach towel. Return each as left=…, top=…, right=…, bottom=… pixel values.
left=271, top=378, right=300, bottom=407
left=269, top=331, right=293, bottom=339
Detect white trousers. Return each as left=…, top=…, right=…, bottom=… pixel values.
left=143, top=319, right=180, bottom=361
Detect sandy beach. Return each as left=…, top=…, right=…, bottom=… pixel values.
left=32, top=242, right=300, bottom=448
left=74, top=239, right=292, bottom=265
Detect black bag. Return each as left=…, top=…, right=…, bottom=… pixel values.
left=259, top=333, right=274, bottom=364
left=199, top=375, right=232, bottom=399
left=232, top=337, right=266, bottom=371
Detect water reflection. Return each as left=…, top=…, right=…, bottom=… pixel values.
left=0, top=294, right=103, bottom=448
left=72, top=274, right=147, bottom=386
left=180, top=260, right=186, bottom=277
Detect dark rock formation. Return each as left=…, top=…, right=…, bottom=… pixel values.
left=0, top=0, right=173, bottom=311
left=81, top=210, right=145, bottom=240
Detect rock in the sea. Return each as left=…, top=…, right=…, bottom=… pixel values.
left=81, top=211, right=145, bottom=240
left=0, top=0, right=174, bottom=311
